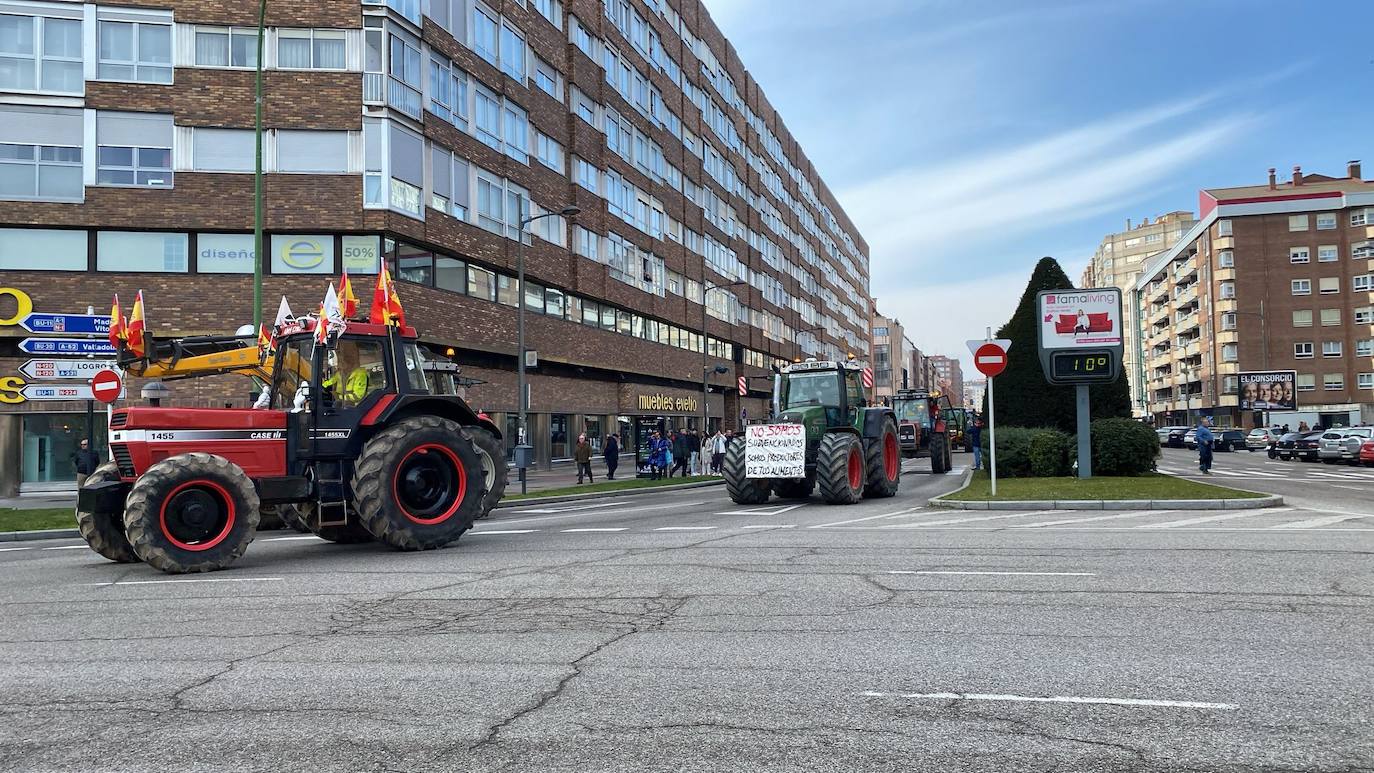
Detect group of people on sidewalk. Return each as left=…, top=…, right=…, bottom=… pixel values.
left=570, top=427, right=737, bottom=484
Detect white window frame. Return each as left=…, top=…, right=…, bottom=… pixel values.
left=1288, top=214, right=1308, bottom=232
left=1218, top=250, right=1234, bottom=267
left=1291, top=279, right=1311, bottom=296
left=1319, top=277, right=1340, bottom=295
left=1358, top=339, right=1374, bottom=358
left=0, top=142, right=82, bottom=202
left=1294, top=342, right=1314, bottom=359
left=1, top=13, right=83, bottom=94
left=1217, top=219, right=1232, bottom=236
left=1354, top=274, right=1372, bottom=292
left=276, top=28, right=347, bottom=71
left=1322, top=340, right=1343, bottom=358
left=1292, top=309, right=1312, bottom=328
left=97, top=17, right=172, bottom=84
left=1359, top=373, right=1374, bottom=390
left=1289, top=247, right=1309, bottom=264
left=1297, top=374, right=1316, bottom=392
left=1318, top=245, right=1338, bottom=263
left=1316, top=212, right=1337, bottom=230
left=1324, top=373, right=1344, bottom=391
left=1356, top=307, right=1373, bottom=325
left=192, top=25, right=259, bottom=69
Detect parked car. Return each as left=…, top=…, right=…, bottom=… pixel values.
left=1158, top=426, right=1189, bottom=446
left=1245, top=428, right=1279, bottom=451
left=1183, top=428, right=1198, bottom=449
left=1293, top=431, right=1325, bottom=462
left=1360, top=438, right=1374, bottom=467
left=1319, top=428, right=1373, bottom=464
left=1214, top=429, right=1246, bottom=452
left=1275, top=432, right=1305, bottom=461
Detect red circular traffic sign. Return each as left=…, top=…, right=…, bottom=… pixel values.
left=974, top=343, right=1008, bottom=377
left=90, top=368, right=122, bottom=404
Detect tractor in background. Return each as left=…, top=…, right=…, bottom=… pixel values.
left=723, top=359, right=900, bottom=505
left=891, top=388, right=953, bottom=474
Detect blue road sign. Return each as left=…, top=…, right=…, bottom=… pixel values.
left=19, top=313, right=110, bottom=335
left=18, top=338, right=118, bottom=356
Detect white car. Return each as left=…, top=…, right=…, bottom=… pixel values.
left=1318, top=428, right=1373, bottom=464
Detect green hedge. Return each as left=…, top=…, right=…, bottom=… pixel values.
left=982, top=420, right=1156, bottom=477
left=1090, top=418, right=1160, bottom=476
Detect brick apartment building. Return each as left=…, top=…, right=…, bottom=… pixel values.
left=1136, top=163, right=1374, bottom=428
left=0, top=0, right=872, bottom=494
left=926, top=354, right=963, bottom=406
left=869, top=307, right=904, bottom=402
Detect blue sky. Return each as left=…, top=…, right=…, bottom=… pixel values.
left=706, top=0, right=1373, bottom=373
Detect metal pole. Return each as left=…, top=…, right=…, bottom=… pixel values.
left=517, top=209, right=528, bottom=495
left=84, top=400, right=94, bottom=458
left=1077, top=383, right=1092, bottom=478
left=252, top=0, right=266, bottom=330
left=701, top=284, right=708, bottom=433
left=988, top=375, right=996, bottom=496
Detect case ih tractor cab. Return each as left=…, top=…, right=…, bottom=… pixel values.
left=723, top=358, right=900, bottom=505
left=891, top=388, right=953, bottom=474
left=77, top=315, right=507, bottom=574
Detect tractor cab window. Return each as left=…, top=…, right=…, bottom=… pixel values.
left=402, top=343, right=429, bottom=394
left=781, top=372, right=841, bottom=410
left=895, top=398, right=932, bottom=428
left=322, top=339, right=388, bottom=409
left=273, top=338, right=315, bottom=411
left=845, top=370, right=867, bottom=409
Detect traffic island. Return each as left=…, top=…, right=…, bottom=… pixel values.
left=930, top=470, right=1281, bottom=510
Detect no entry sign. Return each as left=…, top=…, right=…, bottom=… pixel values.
left=974, top=342, right=1008, bottom=377
left=90, top=368, right=123, bottom=405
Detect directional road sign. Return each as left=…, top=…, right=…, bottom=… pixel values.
left=21, top=383, right=98, bottom=401
left=18, top=338, right=117, bottom=356
left=19, top=359, right=118, bottom=380
left=90, top=369, right=122, bottom=404
left=18, top=313, right=110, bottom=335
left=973, top=342, right=1009, bottom=378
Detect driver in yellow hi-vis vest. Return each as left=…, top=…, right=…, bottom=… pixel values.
left=323, top=347, right=370, bottom=405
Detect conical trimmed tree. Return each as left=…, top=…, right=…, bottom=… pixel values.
left=984, top=257, right=1131, bottom=432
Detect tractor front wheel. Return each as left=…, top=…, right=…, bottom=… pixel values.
left=123, top=453, right=259, bottom=573
left=353, top=416, right=487, bottom=551
left=772, top=476, right=814, bottom=499
left=817, top=432, right=864, bottom=505
left=466, top=426, right=508, bottom=518
left=76, top=462, right=138, bottom=564
left=864, top=419, right=901, bottom=498
left=930, top=433, right=950, bottom=474
left=723, top=439, right=770, bottom=504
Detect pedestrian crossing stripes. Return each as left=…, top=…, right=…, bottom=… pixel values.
left=1158, top=465, right=1374, bottom=481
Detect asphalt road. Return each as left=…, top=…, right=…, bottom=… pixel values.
left=1158, top=445, right=1374, bottom=513
left=2, top=452, right=1371, bottom=773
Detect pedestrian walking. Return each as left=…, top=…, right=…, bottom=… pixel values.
left=604, top=432, right=620, bottom=480
left=73, top=438, right=101, bottom=489
left=688, top=429, right=702, bottom=476
left=671, top=430, right=691, bottom=477
left=710, top=430, right=727, bottom=474
left=574, top=434, right=594, bottom=484
left=1196, top=416, right=1215, bottom=474
left=967, top=415, right=983, bottom=470
left=654, top=431, right=671, bottom=479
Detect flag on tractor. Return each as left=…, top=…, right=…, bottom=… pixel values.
left=126, top=290, right=146, bottom=358
left=274, top=296, right=293, bottom=328
left=257, top=324, right=272, bottom=357
left=107, top=294, right=126, bottom=349
left=314, top=302, right=329, bottom=345
left=338, top=271, right=359, bottom=318
left=368, top=267, right=405, bottom=327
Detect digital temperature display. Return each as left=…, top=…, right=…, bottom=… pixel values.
left=1051, top=351, right=1116, bottom=382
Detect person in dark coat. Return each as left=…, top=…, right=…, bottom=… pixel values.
left=671, top=430, right=691, bottom=477
left=573, top=434, right=594, bottom=483
left=604, top=433, right=620, bottom=480
left=73, top=438, right=101, bottom=488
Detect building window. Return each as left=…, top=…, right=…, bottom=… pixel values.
left=1221, top=343, right=1238, bottom=362
left=1292, top=309, right=1313, bottom=328
left=1319, top=277, right=1340, bottom=294
left=1318, top=245, right=1338, bottom=263
left=194, top=26, right=258, bottom=68
left=1356, top=307, right=1373, bottom=325
left=0, top=143, right=82, bottom=201
left=97, top=230, right=187, bottom=272
left=474, top=83, right=501, bottom=149
left=1359, top=373, right=1373, bottom=390
left=534, top=130, right=562, bottom=171
left=96, top=112, right=173, bottom=187
left=278, top=29, right=345, bottom=69
left=1353, top=209, right=1372, bottom=227
left=190, top=128, right=254, bottom=172
left=532, top=0, right=562, bottom=28
left=1220, top=312, right=1237, bottom=330
left=1324, top=373, right=1344, bottom=391
left=1219, top=281, right=1235, bottom=299
left=0, top=13, right=82, bottom=93
left=1218, top=250, right=1234, bottom=267
left=502, top=101, right=528, bottom=162
left=1217, top=219, right=1232, bottom=236
left=1288, top=214, right=1308, bottom=231
left=277, top=130, right=348, bottom=173
left=1294, top=342, right=1314, bottom=359
left=499, top=22, right=525, bottom=81
left=1291, top=279, right=1311, bottom=296
left=1289, top=247, right=1309, bottom=264
left=1321, top=308, right=1341, bottom=326
left=1354, top=274, right=1372, bottom=292
left=1322, top=341, right=1343, bottom=358
left=1316, top=212, right=1336, bottom=230
left=1355, top=242, right=1374, bottom=260
left=1296, top=373, right=1316, bottom=391
left=1359, top=339, right=1374, bottom=357
left=874, top=326, right=888, bottom=337
left=98, top=19, right=172, bottom=83
left=0, top=227, right=86, bottom=270
left=533, top=56, right=560, bottom=99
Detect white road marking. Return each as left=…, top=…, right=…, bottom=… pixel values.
left=810, top=507, right=925, bottom=528
left=1237, top=469, right=1285, bottom=478
left=653, top=526, right=716, bottom=531
left=513, top=502, right=618, bottom=514
left=1142, top=511, right=1276, bottom=528
left=862, top=691, right=1237, bottom=710
left=87, top=577, right=285, bottom=586
left=469, top=529, right=538, bottom=535
left=741, top=524, right=796, bottom=529
left=1010, top=511, right=1169, bottom=528
left=887, top=570, right=1096, bottom=576
left=715, top=504, right=808, bottom=516
left=560, top=527, right=627, bottom=533
left=493, top=501, right=707, bottom=525
left=42, top=545, right=89, bottom=550
left=0, top=547, right=34, bottom=552
left=265, top=535, right=324, bottom=541
left=885, top=510, right=1059, bottom=528
left=1272, top=513, right=1370, bottom=529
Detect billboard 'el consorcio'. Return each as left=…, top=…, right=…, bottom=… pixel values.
left=1038, top=289, right=1123, bottom=350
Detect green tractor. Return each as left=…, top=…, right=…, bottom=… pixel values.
left=723, top=359, right=901, bottom=505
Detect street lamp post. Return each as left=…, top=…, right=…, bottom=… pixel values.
left=793, top=325, right=826, bottom=363
left=701, top=279, right=748, bottom=433
left=515, top=205, right=580, bottom=494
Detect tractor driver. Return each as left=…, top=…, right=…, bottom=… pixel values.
left=323, top=344, right=371, bottom=407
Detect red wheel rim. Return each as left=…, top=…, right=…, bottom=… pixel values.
left=392, top=443, right=467, bottom=525
left=883, top=431, right=899, bottom=481
left=847, top=444, right=863, bottom=490
left=158, top=480, right=236, bottom=552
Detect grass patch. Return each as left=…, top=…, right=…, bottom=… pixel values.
left=944, top=471, right=1265, bottom=502
left=0, top=507, right=74, bottom=532
left=504, top=475, right=719, bottom=501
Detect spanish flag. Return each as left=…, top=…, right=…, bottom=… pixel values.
left=368, top=267, right=405, bottom=327
left=126, top=290, right=146, bottom=358
left=107, top=294, right=126, bottom=350
left=257, top=324, right=272, bottom=357
left=315, top=304, right=330, bottom=345
left=339, top=271, right=359, bottom=319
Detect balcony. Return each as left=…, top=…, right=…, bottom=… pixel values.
left=1215, top=266, right=1236, bottom=282
left=363, top=72, right=384, bottom=103
left=1215, top=297, right=1237, bottom=314
left=387, top=77, right=422, bottom=120
left=1213, top=235, right=1235, bottom=250
left=1173, top=285, right=1197, bottom=308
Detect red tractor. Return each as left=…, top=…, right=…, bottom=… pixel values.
left=76, top=318, right=506, bottom=573
left=890, top=388, right=952, bottom=474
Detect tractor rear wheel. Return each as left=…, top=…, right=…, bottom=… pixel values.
left=817, top=432, right=864, bottom=505
left=864, top=418, right=901, bottom=498
left=76, top=462, right=138, bottom=564
left=772, top=476, right=814, bottom=499
left=122, top=453, right=259, bottom=573
left=723, top=438, right=770, bottom=504
left=466, top=426, right=508, bottom=518
left=353, top=416, right=487, bottom=551
left=930, top=432, right=950, bottom=474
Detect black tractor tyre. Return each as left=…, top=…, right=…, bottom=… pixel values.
left=352, top=416, right=488, bottom=551
left=296, top=501, right=374, bottom=543
left=272, top=504, right=311, bottom=533
left=723, top=439, right=771, bottom=504
left=864, top=419, right=901, bottom=498
left=772, top=476, right=815, bottom=499
left=258, top=505, right=286, bottom=531
left=816, top=432, right=865, bottom=505
left=466, top=426, right=508, bottom=518
left=930, top=433, right=950, bottom=475
left=122, top=453, right=259, bottom=574
left=75, top=461, right=139, bottom=564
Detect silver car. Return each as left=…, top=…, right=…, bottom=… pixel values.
left=1318, top=428, right=1373, bottom=464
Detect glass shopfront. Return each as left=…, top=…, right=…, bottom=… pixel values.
left=550, top=413, right=570, bottom=460
left=21, top=413, right=108, bottom=486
